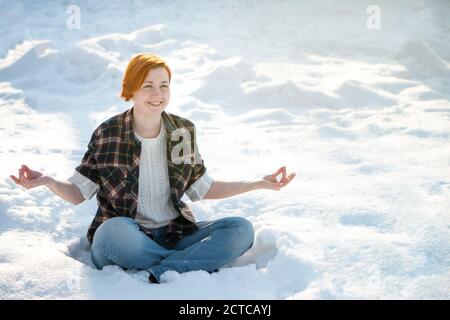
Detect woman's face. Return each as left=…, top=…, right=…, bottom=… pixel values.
left=132, top=67, right=170, bottom=115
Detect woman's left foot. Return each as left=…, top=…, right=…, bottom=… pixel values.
left=148, top=273, right=159, bottom=284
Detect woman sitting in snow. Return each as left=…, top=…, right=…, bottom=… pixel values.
left=10, top=53, right=296, bottom=284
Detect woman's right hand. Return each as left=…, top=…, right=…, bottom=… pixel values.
left=10, top=164, right=50, bottom=190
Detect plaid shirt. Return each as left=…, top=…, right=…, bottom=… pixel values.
left=75, top=107, right=207, bottom=248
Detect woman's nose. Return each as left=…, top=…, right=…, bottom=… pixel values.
left=150, top=89, right=163, bottom=99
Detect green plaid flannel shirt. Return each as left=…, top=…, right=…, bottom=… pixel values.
left=75, top=107, right=207, bottom=248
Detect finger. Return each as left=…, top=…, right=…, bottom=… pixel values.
left=24, top=168, right=34, bottom=179
left=19, top=169, right=28, bottom=184
left=280, top=173, right=296, bottom=187
left=23, top=165, right=37, bottom=177
left=10, top=175, right=20, bottom=184
left=23, top=165, right=31, bottom=175
left=16, top=172, right=29, bottom=188
left=22, top=164, right=31, bottom=176
left=281, top=166, right=287, bottom=181
left=271, top=166, right=283, bottom=177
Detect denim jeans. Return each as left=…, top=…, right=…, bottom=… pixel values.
left=90, top=216, right=255, bottom=283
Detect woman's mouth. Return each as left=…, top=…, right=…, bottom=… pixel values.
left=148, top=102, right=163, bottom=107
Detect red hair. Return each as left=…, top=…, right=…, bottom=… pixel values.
left=120, top=53, right=172, bottom=101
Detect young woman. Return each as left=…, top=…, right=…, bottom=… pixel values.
left=10, top=54, right=296, bottom=284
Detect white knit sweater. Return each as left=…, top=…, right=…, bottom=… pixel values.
left=67, top=120, right=214, bottom=229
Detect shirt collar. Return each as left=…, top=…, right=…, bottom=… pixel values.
left=123, top=106, right=177, bottom=142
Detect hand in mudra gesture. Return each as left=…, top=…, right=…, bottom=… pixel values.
left=260, top=166, right=296, bottom=191
left=10, top=164, right=50, bottom=190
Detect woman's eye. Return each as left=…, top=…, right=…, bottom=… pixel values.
left=161, top=85, right=169, bottom=88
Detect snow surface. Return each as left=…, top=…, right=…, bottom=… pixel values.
left=1, top=0, right=449, bottom=299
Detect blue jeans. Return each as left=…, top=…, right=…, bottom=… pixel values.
left=90, top=216, right=255, bottom=283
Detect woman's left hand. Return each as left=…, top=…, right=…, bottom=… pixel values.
left=258, top=166, right=296, bottom=191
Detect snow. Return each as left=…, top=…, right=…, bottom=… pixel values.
left=1, top=0, right=449, bottom=299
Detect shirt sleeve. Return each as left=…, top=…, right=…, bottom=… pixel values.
left=74, top=129, right=101, bottom=186
left=185, top=171, right=214, bottom=202
left=68, top=128, right=101, bottom=200
left=67, top=170, right=100, bottom=200
left=183, top=123, right=212, bottom=200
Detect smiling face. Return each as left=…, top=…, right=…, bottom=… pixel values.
left=132, top=67, right=171, bottom=116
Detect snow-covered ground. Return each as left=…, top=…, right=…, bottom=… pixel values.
left=1, top=0, right=449, bottom=299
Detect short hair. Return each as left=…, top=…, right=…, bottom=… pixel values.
left=120, top=53, right=172, bottom=101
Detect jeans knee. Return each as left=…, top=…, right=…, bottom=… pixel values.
left=93, top=217, right=136, bottom=248
left=230, top=217, right=254, bottom=249
left=92, top=217, right=147, bottom=268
